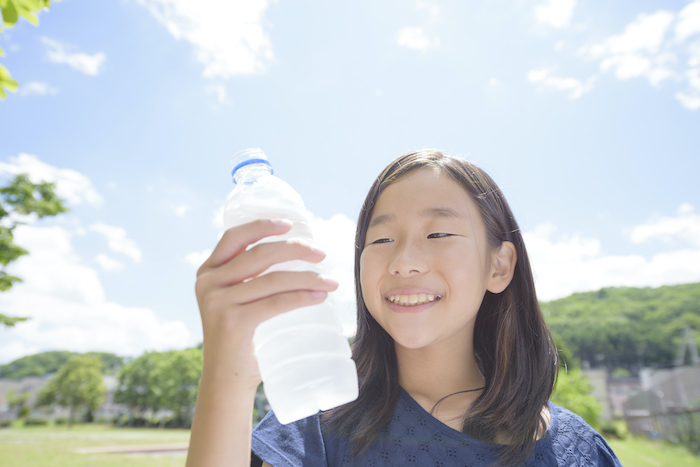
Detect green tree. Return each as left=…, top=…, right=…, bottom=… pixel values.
left=156, top=348, right=202, bottom=426
left=115, top=351, right=164, bottom=420
left=115, top=348, right=203, bottom=427
left=551, top=368, right=601, bottom=429
left=5, top=389, right=29, bottom=417
left=0, top=0, right=53, bottom=99
left=36, top=355, right=106, bottom=426
left=0, top=174, right=68, bottom=327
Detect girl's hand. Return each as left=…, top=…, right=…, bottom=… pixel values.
left=194, top=218, right=339, bottom=391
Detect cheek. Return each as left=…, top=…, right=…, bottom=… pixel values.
left=359, top=251, right=383, bottom=310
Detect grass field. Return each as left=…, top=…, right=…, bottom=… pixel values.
left=0, top=424, right=190, bottom=467
left=1, top=424, right=699, bottom=466
left=607, top=437, right=700, bottom=467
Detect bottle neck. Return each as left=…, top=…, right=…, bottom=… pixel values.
left=233, top=163, right=273, bottom=185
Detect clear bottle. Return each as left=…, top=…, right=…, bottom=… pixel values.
left=224, top=148, right=358, bottom=424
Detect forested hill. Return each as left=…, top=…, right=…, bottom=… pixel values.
left=542, top=282, right=700, bottom=373
left=0, top=351, right=123, bottom=379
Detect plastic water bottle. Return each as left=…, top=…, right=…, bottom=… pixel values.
left=224, top=148, right=358, bottom=424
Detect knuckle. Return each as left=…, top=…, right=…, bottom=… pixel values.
left=201, top=287, right=225, bottom=312
left=194, top=272, right=212, bottom=299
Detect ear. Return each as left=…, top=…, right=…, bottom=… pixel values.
left=486, top=241, right=517, bottom=294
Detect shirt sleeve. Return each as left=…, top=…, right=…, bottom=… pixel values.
left=251, top=411, right=327, bottom=467
left=595, top=435, right=623, bottom=467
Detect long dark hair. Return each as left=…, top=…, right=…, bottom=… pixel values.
left=325, top=150, right=558, bottom=466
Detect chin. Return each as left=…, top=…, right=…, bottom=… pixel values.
left=390, top=333, right=434, bottom=351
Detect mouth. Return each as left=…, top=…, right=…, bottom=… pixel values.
left=386, top=294, right=443, bottom=307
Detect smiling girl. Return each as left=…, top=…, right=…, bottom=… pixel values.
left=187, top=150, right=622, bottom=466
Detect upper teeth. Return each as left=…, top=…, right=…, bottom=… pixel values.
left=387, top=294, right=441, bottom=306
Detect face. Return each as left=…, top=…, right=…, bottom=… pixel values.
left=360, top=168, right=495, bottom=352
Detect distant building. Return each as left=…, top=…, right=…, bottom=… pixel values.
left=607, top=377, right=641, bottom=418
left=624, top=366, right=700, bottom=437
left=0, top=375, right=52, bottom=421
left=0, top=374, right=124, bottom=422
left=581, top=369, right=613, bottom=421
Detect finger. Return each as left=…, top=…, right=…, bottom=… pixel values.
left=199, top=219, right=293, bottom=274
left=210, top=239, right=326, bottom=288
left=234, top=271, right=339, bottom=305
left=241, top=289, right=331, bottom=326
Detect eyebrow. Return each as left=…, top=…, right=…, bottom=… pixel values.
left=368, top=207, right=466, bottom=229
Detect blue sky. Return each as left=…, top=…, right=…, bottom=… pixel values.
left=0, top=0, right=699, bottom=363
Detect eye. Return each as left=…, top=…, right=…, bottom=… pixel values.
left=428, top=233, right=453, bottom=239
left=371, top=238, right=393, bottom=244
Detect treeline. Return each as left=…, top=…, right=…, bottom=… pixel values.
left=3, top=348, right=203, bottom=428
left=0, top=351, right=123, bottom=379
left=543, top=282, right=700, bottom=373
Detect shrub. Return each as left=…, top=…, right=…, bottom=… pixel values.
left=24, top=417, right=48, bottom=426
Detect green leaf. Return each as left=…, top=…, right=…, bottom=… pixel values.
left=2, top=0, right=19, bottom=26
left=0, top=63, right=18, bottom=97
left=23, top=0, right=42, bottom=10
left=0, top=44, right=5, bottom=56
left=17, top=8, right=38, bottom=26
left=0, top=313, right=28, bottom=327
left=0, top=174, right=69, bottom=217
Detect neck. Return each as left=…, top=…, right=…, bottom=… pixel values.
left=396, top=335, right=485, bottom=417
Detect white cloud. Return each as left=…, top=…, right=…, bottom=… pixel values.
left=584, top=11, right=674, bottom=57
left=204, top=83, right=230, bottom=104
left=577, top=11, right=677, bottom=86
left=675, top=67, right=700, bottom=109
left=40, top=37, right=106, bottom=76
left=184, top=249, right=211, bottom=269
left=415, top=0, right=440, bottom=22
left=689, top=41, right=700, bottom=67
left=676, top=90, right=700, bottom=109
left=95, top=253, right=126, bottom=272
left=630, top=203, right=700, bottom=247
left=88, top=222, right=142, bottom=262
left=0, top=224, right=195, bottom=364
left=535, top=5, right=700, bottom=108
left=212, top=204, right=225, bottom=230
left=525, top=207, right=700, bottom=301
left=554, top=40, right=565, bottom=51
left=534, top=0, right=576, bottom=29
left=171, top=204, right=190, bottom=217
left=396, top=26, right=440, bottom=53
left=0, top=153, right=103, bottom=207
left=527, top=66, right=594, bottom=99
left=19, top=81, right=58, bottom=96
left=136, top=0, right=274, bottom=79
left=676, top=0, right=700, bottom=42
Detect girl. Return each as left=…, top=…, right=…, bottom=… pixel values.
left=187, top=150, right=622, bottom=466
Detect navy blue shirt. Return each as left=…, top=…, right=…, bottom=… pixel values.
left=252, top=387, right=622, bottom=466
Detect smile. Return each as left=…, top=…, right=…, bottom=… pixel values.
left=387, top=294, right=442, bottom=306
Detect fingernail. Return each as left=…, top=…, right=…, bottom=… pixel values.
left=311, top=291, right=328, bottom=298
left=272, top=219, right=293, bottom=228
left=322, top=276, right=339, bottom=287
left=311, top=245, right=326, bottom=256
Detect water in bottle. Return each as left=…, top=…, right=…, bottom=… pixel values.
left=223, top=148, right=358, bottom=424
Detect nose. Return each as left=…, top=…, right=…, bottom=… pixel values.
left=389, top=239, right=429, bottom=276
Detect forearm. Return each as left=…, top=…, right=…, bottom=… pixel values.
left=186, top=374, right=258, bottom=467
